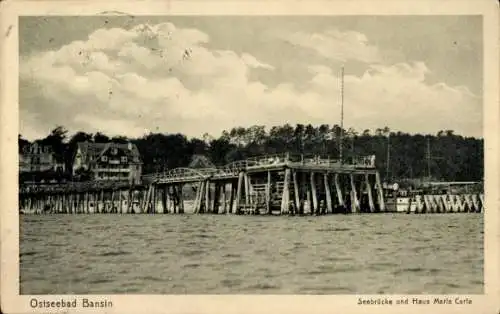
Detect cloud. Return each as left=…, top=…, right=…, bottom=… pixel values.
left=280, top=29, right=381, bottom=63
left=20, top=23, right=482, bottom=141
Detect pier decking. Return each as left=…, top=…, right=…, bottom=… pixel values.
left=19, top=153, right=483, bottom=215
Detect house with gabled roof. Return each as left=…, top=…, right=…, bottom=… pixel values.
left=72, top=141, right=142, bottom=184
left=19, top=142, right=66, bottom=183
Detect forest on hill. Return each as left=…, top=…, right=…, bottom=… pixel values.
left=19, top=124, right=484, bottom=182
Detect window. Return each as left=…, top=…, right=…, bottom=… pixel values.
left=101, top=156, right=108, bottom=162
left=121, top=156, right=128, bottom=163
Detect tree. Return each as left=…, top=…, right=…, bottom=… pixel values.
left=40, top=126, right=68, bottom=163
left=24, top=124, right=484, bottom=182
left=18, top=134, right=30, bottom=153
left=93, top=132, right=110, bottom=143
left=208, top=138, right=233, bottom=165
left=111, top=136, right=129, bottom=143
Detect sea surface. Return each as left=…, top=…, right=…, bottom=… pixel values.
left=20, top=213, right=483, bottom=294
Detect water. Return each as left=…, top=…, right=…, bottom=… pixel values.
left=20, top=213, right=483, bottom=294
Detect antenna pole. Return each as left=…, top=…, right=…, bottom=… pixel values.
left=386, top=133, right=391, bottom=180
left=339, top=66, right=344, bottom=164
left=426, top=137, right=431, bottom=179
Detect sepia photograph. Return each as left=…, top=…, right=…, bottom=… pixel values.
left=1, top=1, right=499, bottom=313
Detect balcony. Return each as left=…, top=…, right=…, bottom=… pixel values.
left=94, top=168, right=131, bottom=173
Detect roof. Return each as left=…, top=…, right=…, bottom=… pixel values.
left=76, top=141, right=141, bottom=163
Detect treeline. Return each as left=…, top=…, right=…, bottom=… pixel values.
left=19, top=124, right=484, bottom=182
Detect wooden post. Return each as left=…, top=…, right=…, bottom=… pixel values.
left=266, top=171, right=271, bottom=215
left=74, top=193, right=78, bottom=214
left=235, top=172, right=244, bottom=214
left=310, top=172, right=318, bottom=215
left=108, top=190, right=114, bottom=213
left=83, top=192, right=88, bottom=213
left=152, top=185, right=157, bottom=214
left=350, top=173, right=359, bottom=213
left=221, top=183, right=227, bottom=214
left=75, top=193, right=79, bottom=214
left=192, top=182, right=199, bottom=214
left=375, top=171, right=385, bottom=211
left=205, top=180, right=211, bottom=213
left=334, top=173, right=345, bottom=209
left=293, top=170, right=300, bottom=215
left=324, top=173, right=333, bottom=214
left=126, top=189, right=132, bottom=214
left=67, top=194, right=71, bottom=214
left=160, top=185, right=166, bottom=214
left=60, top=194, right=64, bottom=214
left=244, top=173, right=250, bottom=208
left=173, top=186, right=178, bottom=214
left=228, top=181, right=235, bottom=214
left=213, top=183, right=220, bottom=214
left=100, top=189, right=104, bottom=214
left=281, top=168, right=291, bottom=214
left=148, top=186, right=154, bottom=213
left=117, top=190, right=122, bottom=214
left=178, top=185, right=184, bottom=214
left=306, top=178, right=312, bottom=214
left=365, top=173, right=375, bottom=212
left=165, top=186, right=171, bottom=214
left=66, top=193, right=70, bottom=214
left=87, top=192, right=91, bottom=214
left=26, top=195, right=31, bottom=212
left=194, top=181, right=205, bottom=214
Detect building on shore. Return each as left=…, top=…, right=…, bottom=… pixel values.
left=19, top=142, right=66, bottom=183
left=72, top=141, right=142, bottom=184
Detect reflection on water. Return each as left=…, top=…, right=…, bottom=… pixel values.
left=20, top=213, right=483, bottom=294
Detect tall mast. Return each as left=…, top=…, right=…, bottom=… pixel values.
left=426, top=137, right=431, bottom=179
left=339, top=66, right=344, bottom=164
left=386, top=133, right=391, bottom=180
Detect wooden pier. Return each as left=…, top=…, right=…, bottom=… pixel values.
left=20, top=153, right=389, bottom=215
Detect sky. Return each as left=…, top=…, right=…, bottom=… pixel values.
left=19, top=16, right=483, bottom=141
